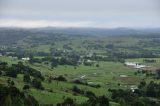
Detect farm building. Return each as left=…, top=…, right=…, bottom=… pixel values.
left=130, top=85, right=138, bottom=92
left=22, top=57, right=30, bottom=61
left=124, top=62, right=150, bottom=69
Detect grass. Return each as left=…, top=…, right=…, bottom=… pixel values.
left=0, top=56, right=136, bottom=105
left=29, top=88, right=88, bottom=105
left=1, top=32, right=160, bottom=105
left=1, top=53, right=159, bottom=105
left=32, top=45, right=51, bottom=53
left=0, top=56, right=20, bottom=65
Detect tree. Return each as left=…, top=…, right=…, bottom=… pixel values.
left=6, top=68, right=17, bottom=78
left=32, top=78, right=43, bottom=90
left=131, top=99, right=145, bottom=106
left=87, top=97, right=97, bottom=106
left=72, top=86, right=83, bottom=94
left=156, top=69, right=160, bottom=79
left=0, top=70, right=2, bottom=75
left=146, top=81, right=157, bottom=97
left=54, top=75, right=67, bottom=82
left=96, top=64, right=99, bottom=67
left=85, top=91, right=96, bottom=98
left=23, top=73, right=31, bottom=83
left=60, top=97, right=75, bottom=106
left=0, top=85, right=39, bottom=106
left=7, top=78, right=11, bottom=86
left=0, top=62, right=8, bottom=70
left=138, top=81, right=146, bottom=89
left=11, top=81, right=15, bottom=86
left=98, top=95, right=109, bottom=106
left=51, top=58, right=59, bottom=69
left=23, top=85, right=30, bottom=90
left=29, top=54, right=34, bottom=64
left=7, top=79, right=15, bottom=86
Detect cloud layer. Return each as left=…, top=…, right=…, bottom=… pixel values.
left=0, top=0, right=160, bottom=28
left=0, top=19, right=95, bottom=28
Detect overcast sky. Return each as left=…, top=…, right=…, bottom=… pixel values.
left=0, top=0, right=160, bottom=28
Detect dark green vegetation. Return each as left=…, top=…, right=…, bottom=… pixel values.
left=0, top=28, right=160, bottom=106
left=0, top=84, right=39, bottom=106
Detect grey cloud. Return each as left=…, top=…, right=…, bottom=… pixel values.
left=0, top=0, right=160, bottom=28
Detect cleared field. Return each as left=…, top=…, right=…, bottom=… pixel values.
left=0, top=56, right=148, bottom=105
left=1, top=34, right=160, bottom=105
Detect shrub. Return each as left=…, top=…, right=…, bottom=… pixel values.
left=23, top=85, right=30, bottom=90
left=32, top=78, right=44, bottom=90
left=54, top=76, right=67, bottom=82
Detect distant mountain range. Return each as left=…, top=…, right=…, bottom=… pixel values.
left=0, top=27, right=160, bottom=36
left=0, top=27, right=160, bottom=46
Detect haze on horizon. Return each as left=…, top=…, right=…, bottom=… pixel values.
left=0, top=0, right=160, bottom=28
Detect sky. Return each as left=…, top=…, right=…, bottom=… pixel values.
left=0, top=0, right=160, bottom=28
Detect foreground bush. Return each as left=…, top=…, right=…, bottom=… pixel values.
left=0, top=84, right=39, bottom=106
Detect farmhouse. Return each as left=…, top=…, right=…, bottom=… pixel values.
left=130, top=85, right=138, bottom=92
left=124, top=62, right=149, bottom=69
left=120, top=75, right=127, bottom=77
left=22, top=57, right=30, bottom=61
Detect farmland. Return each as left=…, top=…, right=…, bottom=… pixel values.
left=0, top=28, right=160, bottom=106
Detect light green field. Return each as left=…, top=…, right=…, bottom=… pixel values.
left=0, top=56, right=147, bottom=105
left=1, top=35, right=160, bottom=105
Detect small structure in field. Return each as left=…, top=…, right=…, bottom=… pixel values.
left=80, top=75, right=86, bottom=79
left=124, top=62, right=150, bottom=69
left=120, top=75, right=127, bottom=77
left=22, top=57, right=30, bottom=61
left=83, top=59, right=94, bottom=66
left=130, top=85, right=138, bottom=92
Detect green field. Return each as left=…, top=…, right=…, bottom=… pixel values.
left=1, top=30, right=160, bottom=106
left=1, top=55, right=157, bottom=105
